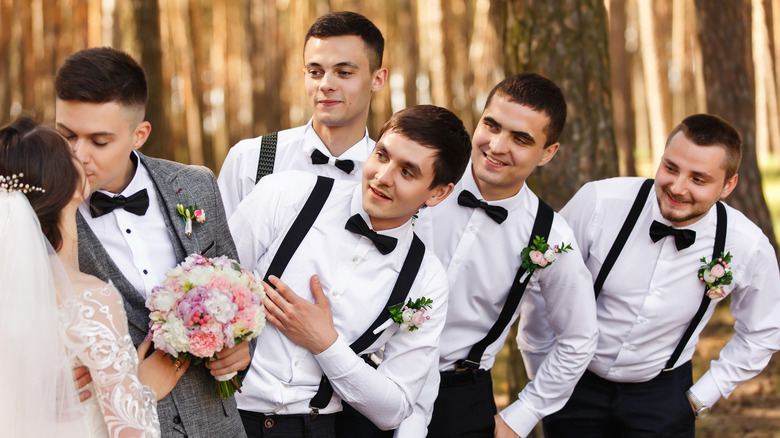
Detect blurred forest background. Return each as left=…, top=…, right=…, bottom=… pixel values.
left=2, top=0, right=780, bottom=436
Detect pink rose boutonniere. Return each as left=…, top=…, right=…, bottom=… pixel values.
left=177, top=202, right=205, bottom=238
left=519, top=236, right=573, bottom=282
left=389, top=297, right=432, bottom=331
left=698, top=252, right=733, bottom=299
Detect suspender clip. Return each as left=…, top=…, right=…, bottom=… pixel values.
left=455, top=360, right=480, bottom=371
left=309, top=406, right=319, bottom=420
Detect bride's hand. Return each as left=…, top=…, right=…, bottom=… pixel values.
left=136, top=338, right=191, bottom=401
left=73, top=366, right=93, bottom=402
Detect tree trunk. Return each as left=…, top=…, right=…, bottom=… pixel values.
left=501, top=2, right=616, bottom=431
left=694, top=0, right=779, bottom=254
left=134, top=0, right=171, bottom=160
left=609, top=0, right=637, bottom=176
left=504, top=0, right=618, bottom=210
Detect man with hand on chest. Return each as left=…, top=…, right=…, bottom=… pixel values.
left=396, top=73, right=599, bottom=438
left=229, top=105, right=471, bottom=437
left=55, top=47, right=250, bottom=438
left=538, top=114, right=780, bottom=437
left=218, top=11, right=387, bottom=216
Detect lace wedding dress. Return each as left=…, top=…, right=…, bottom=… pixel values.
left=60, top=282, right=161, bottom=438
left=0, top=188, right=159, bottom=437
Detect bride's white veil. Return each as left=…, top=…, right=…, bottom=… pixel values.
left=0, top=189, right=87, bottom=436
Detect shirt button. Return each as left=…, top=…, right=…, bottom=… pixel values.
left=143, top=269, right=148, bottom=275
left=352, top=256, right=359, bottom=263
left=293, top=361, right=299, bottom=367
left=453, top=258, right=461, bottom=265
left=332, top=290, right=340, bottom=296
left=173, top=416, right=181, bottom=424
left=125, top=229, right=131, bottom=234
left=468, top=226, right=476, bottom=233
left=637, top=317, right=646, bottom=324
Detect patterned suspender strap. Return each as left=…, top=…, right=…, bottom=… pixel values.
left=593, top=179, right=654, bottom=298
left=663, top=201, right=727, bottom=371
left=255, top=131, right=279, bottom=183
left=309, top=234, right=427, bottom=415
left=458, top=199, right=555, bottom=370
left=262, top=176, right=334, bottom=283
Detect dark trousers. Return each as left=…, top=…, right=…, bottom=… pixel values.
left=334, top=402, right=394, bottom=438
left=427, top=368, right=497, bottom=438
left=542, top=361, right=696, bottom=438
left=239, top=409, right=336, bottom=438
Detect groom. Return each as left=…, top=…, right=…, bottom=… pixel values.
left=55, top=47, right=249, bottom=437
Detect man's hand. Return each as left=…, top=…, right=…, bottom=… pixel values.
left=205, top=340, right=251, bottom=377
left=137, top=338, right=190, bottom=401
left=73, top=366, right=92, bottom=402
left=263, top=275, right=338, bottom=354
left=494, top=414, right=521, bottom=438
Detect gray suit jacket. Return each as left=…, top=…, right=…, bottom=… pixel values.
left=77, top=154, right=247, bottom=438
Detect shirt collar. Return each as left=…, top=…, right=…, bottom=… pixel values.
left=348, top=183, right=414, bottom=253
left=96, top=151, right=154, bottom=197
left=650, top=193, right=719, bottom=233
left=302, top=118, right=373, bottom=162
left=460, top=162, right=532, bottom=214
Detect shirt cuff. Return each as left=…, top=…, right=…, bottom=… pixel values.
left=314, top=335, right=362, bottom=379
left=499, top=400, right=541, bottom=438
left=689, top=372, right=723, bottom=408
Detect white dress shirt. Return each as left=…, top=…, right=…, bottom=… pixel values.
left=217, top=119, right=374, bottom=216
left=78, top=152, right=177, bottom=298
left=396, top=167, right=598, bottom=438
left=229, top=171, right=449, bottom=430
left=532, top=176, right=780, bottom=408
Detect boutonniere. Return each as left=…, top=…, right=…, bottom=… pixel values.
left=177, top=202, right=205, bottom=238
left=519, top=236, right=573, bottom=282
left=698, top=252, right=733, bottom=299
left=389, top=297, right=432, bottom=331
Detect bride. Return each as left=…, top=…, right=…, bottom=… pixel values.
left=0, top=116, right=160, bottom=437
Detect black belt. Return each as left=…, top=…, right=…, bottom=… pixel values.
left=240, top=410, right=335, bottom=430
left=439, top=368, right=489, bottom=387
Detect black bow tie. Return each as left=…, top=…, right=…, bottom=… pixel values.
left=457, top=190, right=508, bottom=224
left=649, top=220, right=696, bottom=250
left=311, top=149, right=355, bottom=174
left=345, top=214, right=397, bottom=255
left=90, top=189, right=150, bottom=218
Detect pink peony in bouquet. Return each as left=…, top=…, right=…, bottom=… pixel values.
left=146, top=254, right=265, bottom=398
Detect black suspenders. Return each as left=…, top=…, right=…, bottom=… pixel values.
left=255, top=131, right=279, bottom=183
left=261, top=175, right=427, bottom=416
left=458, top=199, right=555, bottom=370
left=593, top=179, right=728, bottom=371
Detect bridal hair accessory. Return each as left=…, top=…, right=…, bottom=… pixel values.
left=0, top=173, right=45, bottom=193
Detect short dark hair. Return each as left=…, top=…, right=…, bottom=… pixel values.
left=0, top=115, right=81, bottom=251
left=55, top=47, right=148, bottom=110
left=305, top=11, right=385, bottom=72
left=485, top=73, right=567, bottom=147
left=666, top=114, right=742, bottom=180
left=377, top=105, right=471, bottom=189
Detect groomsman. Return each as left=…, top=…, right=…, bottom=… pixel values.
left=55, top=47, right=250, bottom=437
left=229, top=105, right=471, bottom=437
left=218, top=11, right=387, bottom=215
left=538, top=114, right=780, bottom=437
left=397, top=73, right=599, bottom=438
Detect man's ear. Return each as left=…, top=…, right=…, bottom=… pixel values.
left=371, top=68, right=388, bottom=93
left=424, top=183, right=455, bottom=208
left=132, top=121, right=152, bottom=151
left=537, top=142, right=559, bottom=167
left=720, top=173, right=738, bottom=199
